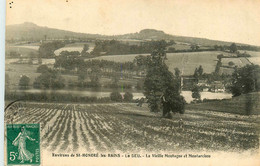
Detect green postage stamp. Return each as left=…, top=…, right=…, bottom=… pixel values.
left=6, top=124, right=41, bottom=165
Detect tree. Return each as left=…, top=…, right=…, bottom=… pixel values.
left=193, top=68, right=199, bottom=79
left=167, top=47, right=175, bottom=53
left=230, top=64, right=260, bottom=96
left=81, top=44, right=90, bottom=57
left=217, top=54, right=224, bottom=60
left=229, top=43, right=238, bottom=53
left=19, top=75, right=30, bottom=89
left=39, top=41, right=65, bottom=58
left=110, top=91, right=123, bottom=102
left=197, top=65, right=203, bottom=76
left=38, top=56, right=42, bottom=65
left=174, top=68, right=181, bottom=78
left=215, top=60, right=222, bottom=74
left=124, top=92, right=133, bottom=102
left=33, top=70, right=65, bottom=89
left=190, top=44, right=199, bottom=51
left=144, top=41, right=185, bottom=116
left=228, top=61, right=235, bottom=67
left=191, top=85, right=201, bottom=101
left=89, top=65, right=101, bottom=87
left=36, top=65, right=49, bottom=73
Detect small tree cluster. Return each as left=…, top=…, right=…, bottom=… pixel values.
left=110, top=91, right=133, bottom=102
left=19, top=75, right=30, bottom=89
left=230, top=64, right=260, bottom=96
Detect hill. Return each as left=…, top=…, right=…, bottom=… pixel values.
left=6, top=22, right=258, bottom=47
left=114, top=29, right=237, bottom=46
left=6, top=22, right=103, bottom=41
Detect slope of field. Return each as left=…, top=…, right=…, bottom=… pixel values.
left=240, top=51, right=260, bottom=57
left=54, top=47, right=84, bottom=56
left=166, top=52, right=220, bottom=75
left=93, top=51, right=224, bottom=75
left=222, top=58, right=251, bottom=68
left=187, top=92, right=260, bottom=115
left=93, top=53, right=150, bottom=63
left=4, top=102, right=259, bottom=153
left=248, top=57, right=260, bottom=65
left=5, top=45, right=38, bottom=57
left=237, top=51, right=260, bottom=65
left=54, top=42, right=96, bottom=56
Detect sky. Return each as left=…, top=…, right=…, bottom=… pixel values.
left=5, top=0, right=260, bottom=45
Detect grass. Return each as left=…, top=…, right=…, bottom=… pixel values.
left=93, top=51, right=242, bottom=76
left=166, top=51, right=220, bottom=75
left=94, top=51, right=221, bottom=75
left=5, top=64, right=40, bottom=88
left=248, top=57, right=260, bottom=65
left=5, top=102, right=259, bottom=153
left=239, top=50, right=260, bottom=57
left=93, top=53, right=150, bottom=63
left=187, top=92, right=260, bottom=115
left=5, top=63, right=138, bottom=90
left=5, top=45, right=38, bottom=57
left=222, top=58, right=251, bottom=68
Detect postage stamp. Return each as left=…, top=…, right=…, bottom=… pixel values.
left=6, top=124, right=41, bottom=165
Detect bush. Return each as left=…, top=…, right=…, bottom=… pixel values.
left=110, top=91, right=123, bottom=102
left=228, top=61, right=235, bottom=66
left=19, top=75, right=30, bottom=89
left=37, top=65, right=49, bottom=73
left=124, top=92, right=133, bottom=102
left=33, top=71, right=65, bottom=89
left=5, top=91, right=112, bottom=103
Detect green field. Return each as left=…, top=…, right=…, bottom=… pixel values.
left=94, top=51, right=224, bottom=75
left=5, top=45, right=38, bottom=57
left=5, top=64, right=40, bottom=88
left=239, top=50, right=260, bottom=57
left=93, top=51, right=247, bottom=75
left=187, top=92, right=260, bottom=115
left=5, top=63, right=136, bottom=89
left=93, top=53, right=150, bottom=63
left=222, top=58, right=251, bottom=68
left=166, top=52, right=220, bottom=75
left=4, top=102, right=259, bottom=153
left=54, top=42, right=95, bottom=55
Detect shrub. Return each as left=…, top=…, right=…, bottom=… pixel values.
left=110, top=91, right=123, bottom=102
left=124, top=92, right=133, bottom=102
left=19, top=75, right=30, bottom=89
left=37, top=65, right=49, bottom=73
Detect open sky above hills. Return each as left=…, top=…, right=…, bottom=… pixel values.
left=6, top=0, right=260, bottom=46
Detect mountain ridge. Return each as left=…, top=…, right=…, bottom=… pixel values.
left=6, top=22, right=257, bottom=47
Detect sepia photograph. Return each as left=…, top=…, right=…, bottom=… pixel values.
left=3, top=0, right=260, bottom=165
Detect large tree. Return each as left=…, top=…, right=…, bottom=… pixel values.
left=230, top=64, right=260, bottom=96
left=229, top=43, right=238, bottom=53
left=191, top=85, right=201, bottom=101
left=19, top=75, right=30, bottom=89
left=33, top=70, right=65, bottom=89
left=144, top=41, right=185, bottom=116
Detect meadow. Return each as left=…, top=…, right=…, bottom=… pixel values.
left=54, top=42, right=95, bottom=55
left=5, top=102, right=259, bottom=153
left=187, top=92, right=260, bottom=115
left=221, top=58, right=251, bottom=68
left=5, top=45, right=38, bottom=57
left=94, top=51, right=224, bottom=75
